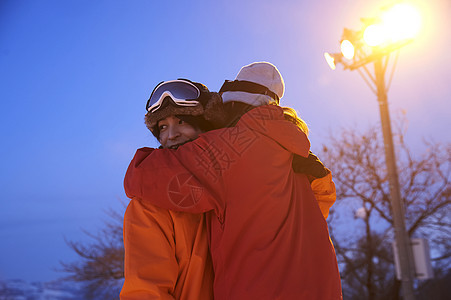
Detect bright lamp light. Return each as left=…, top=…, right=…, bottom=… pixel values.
left=363, top=24, right=386, bottom=47
left=364, top=3, right=421, bottom=47
left=382, top=3, right=421, bottom=42
left=340, top=40, right=355, bottom=60
left=324, top=52, right=337, bottom=70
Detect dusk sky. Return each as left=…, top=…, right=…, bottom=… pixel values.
left=1, top=0, right=450, bottom=282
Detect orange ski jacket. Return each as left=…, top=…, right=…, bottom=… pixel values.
left=124, top=105, right=342, bottom=300
left=120, top=198, right=214, bottom=300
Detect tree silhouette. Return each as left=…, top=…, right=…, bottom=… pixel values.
left=59, top=208, right=124, bottom=300
left=319, top=119, right=451, bottom=300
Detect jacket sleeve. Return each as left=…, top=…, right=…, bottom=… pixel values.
left=124, top=135, right=228, bottom=220
left=120, top=198, right=177, bottom=300
left=292, top=152, right=328, bottom=178
left=310, top=171, right=336, bottom=219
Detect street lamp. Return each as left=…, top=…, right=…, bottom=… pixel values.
left=325, top=3, right=422, bottom=300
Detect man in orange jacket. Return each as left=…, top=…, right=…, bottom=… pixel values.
left=124, top=62, right=342, bottom=299
left=120, top=80, right=224, bottom=299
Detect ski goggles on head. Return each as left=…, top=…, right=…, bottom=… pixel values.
left=146, top=79, right=201, bottom=113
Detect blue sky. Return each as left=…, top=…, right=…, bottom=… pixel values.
left=0, top=0, right=450, bottom=282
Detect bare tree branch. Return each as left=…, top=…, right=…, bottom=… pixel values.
left=318, top=117, right=451, bottom=299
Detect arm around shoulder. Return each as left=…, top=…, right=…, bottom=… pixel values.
left=124, top=142, right=226, bottom=217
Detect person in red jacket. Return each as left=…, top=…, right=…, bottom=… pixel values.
left=124, top=63, right=342, bottom=299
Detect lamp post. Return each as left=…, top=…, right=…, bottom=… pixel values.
left=325, top=3, right=422, bottom=300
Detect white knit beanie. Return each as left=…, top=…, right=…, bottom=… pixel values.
left=221, top=61, right=285, bottom=106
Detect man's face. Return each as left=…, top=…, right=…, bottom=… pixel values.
left=158, top=115, right=203, bottom=149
